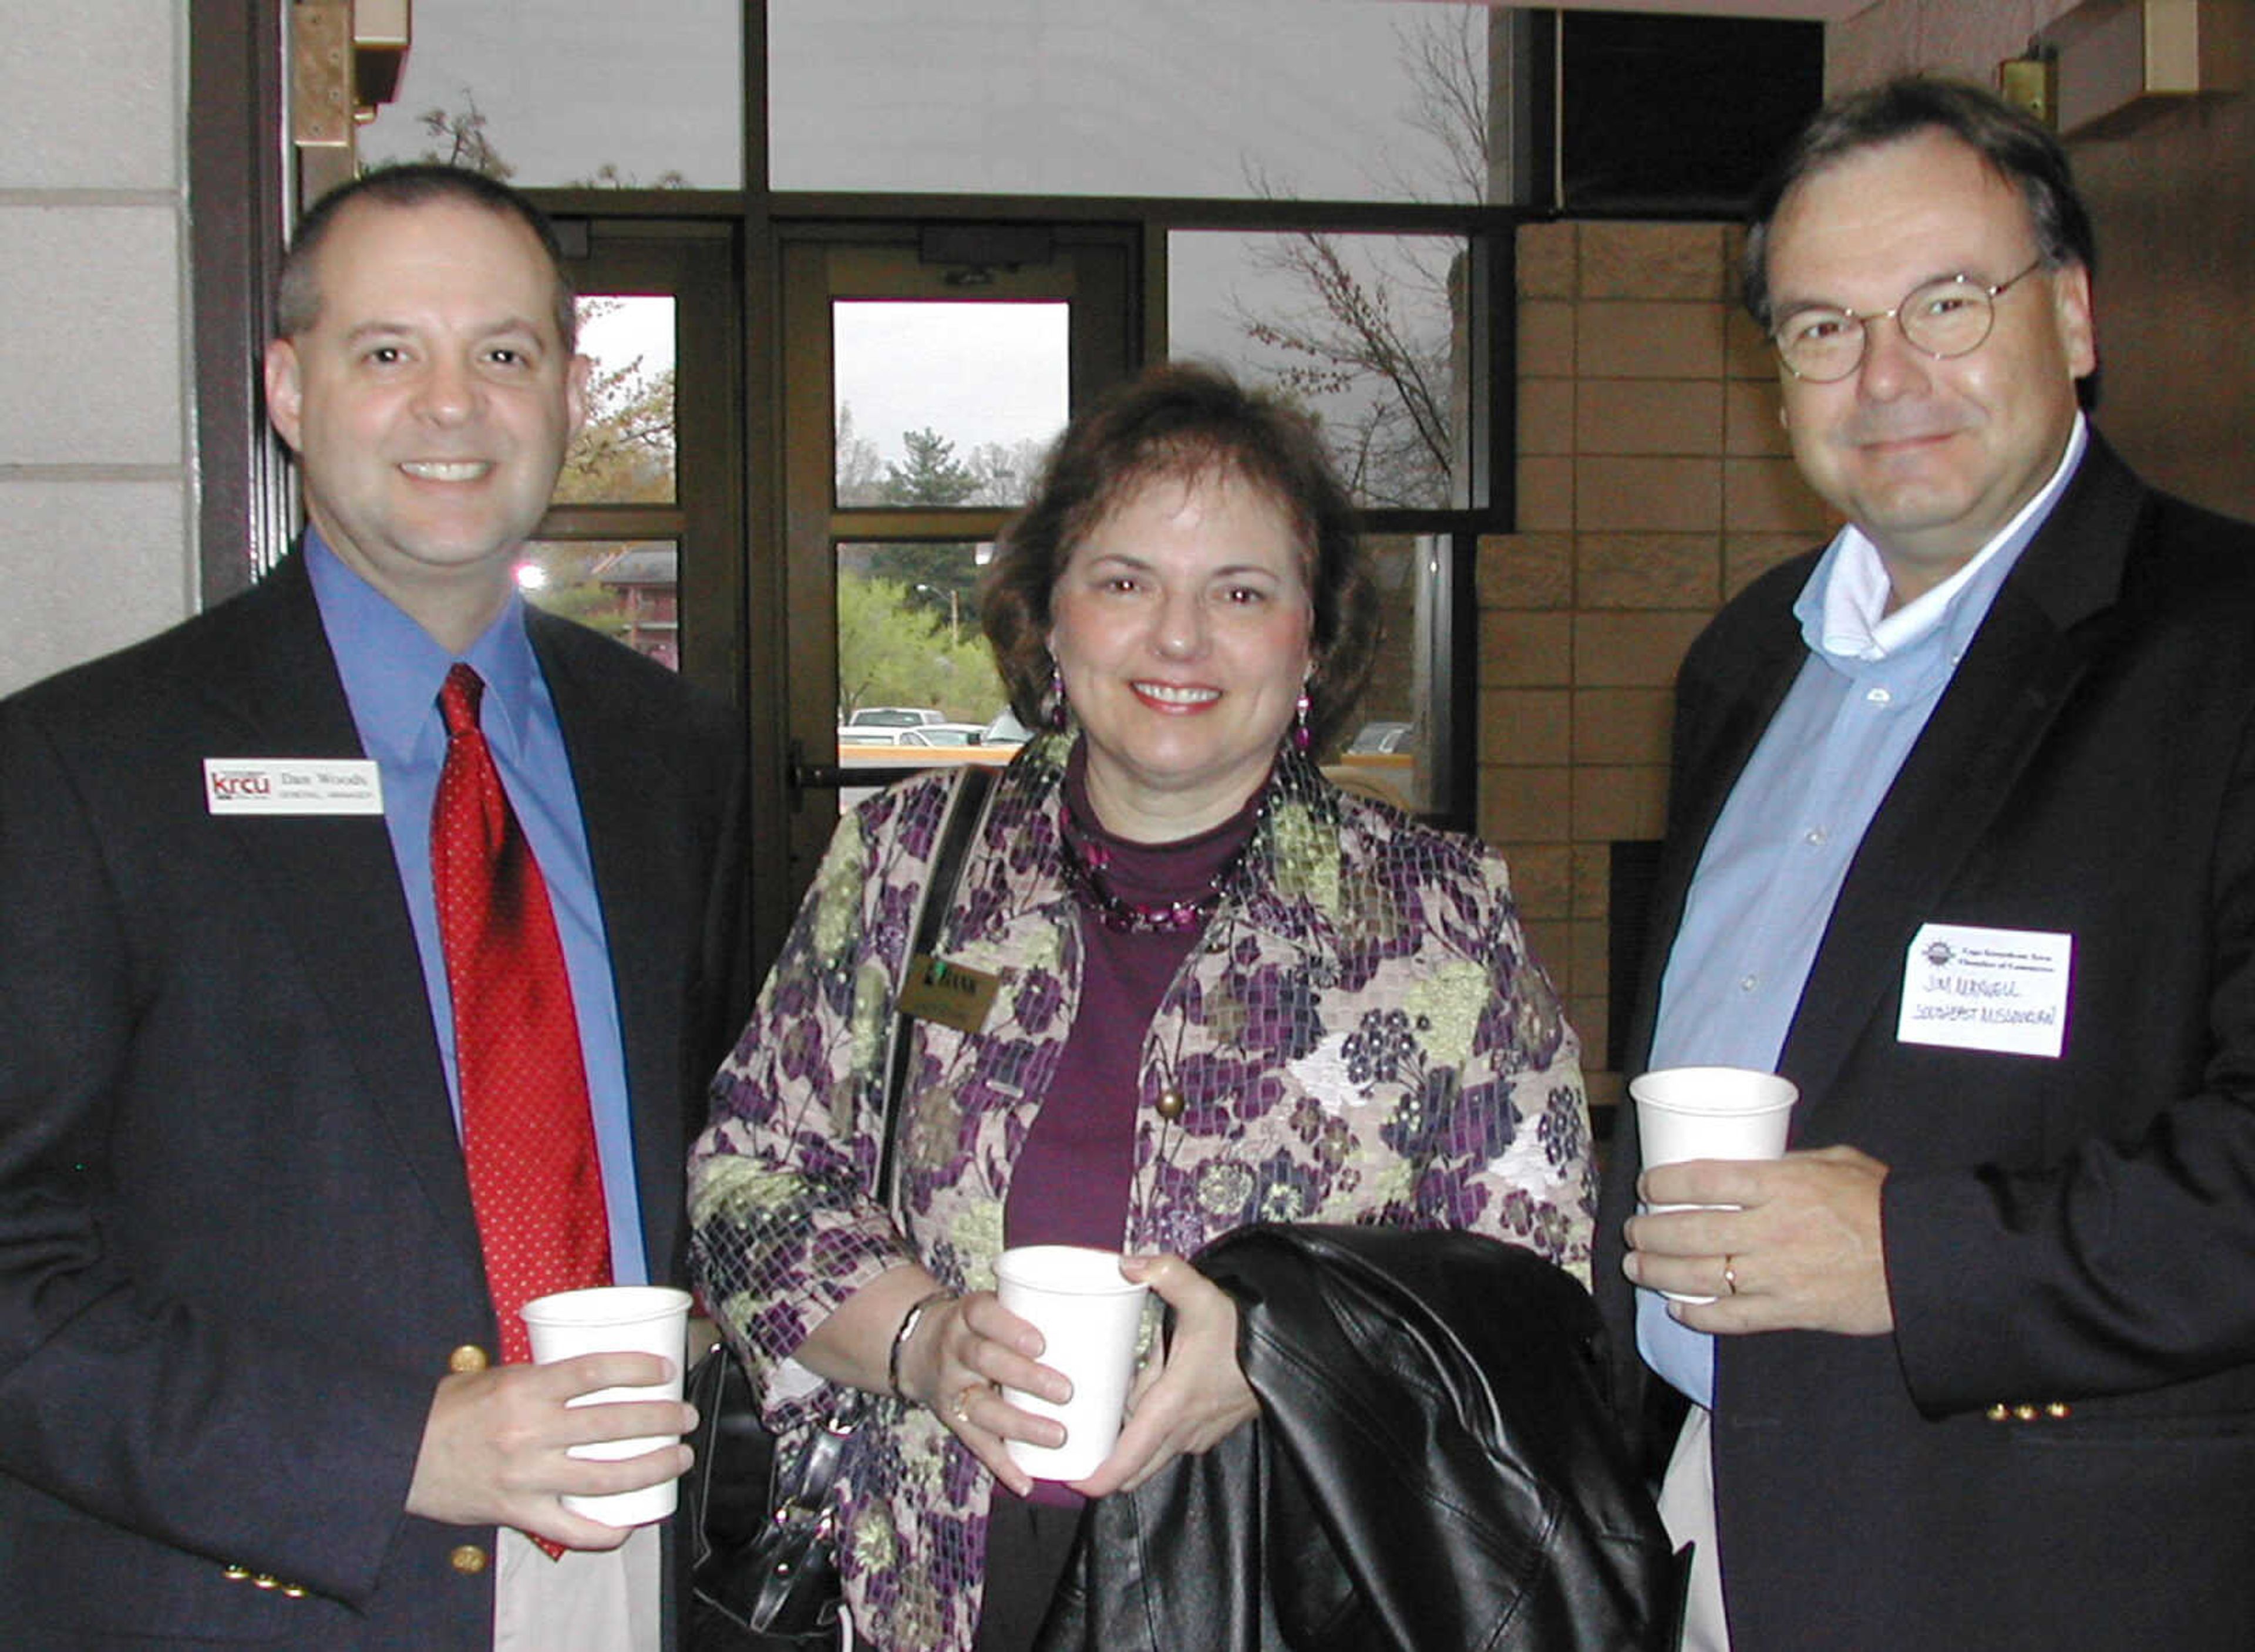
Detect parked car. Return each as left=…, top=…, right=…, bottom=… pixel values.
left=980, top=708, right=1035, bottom=747
left=1345, top=719, right=1415, bottom=755
left=846, top=706, right=947, bottom=728
left=900, top=723, right=989, bottom=746
left=837, top=724, right=1010, bottom=780
left=1328, top=719, right=1418, bottom=812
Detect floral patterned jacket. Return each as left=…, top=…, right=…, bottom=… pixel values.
left=688, top=734, right=1593, bottom=1652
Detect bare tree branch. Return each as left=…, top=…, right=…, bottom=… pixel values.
left=1225, top=12, right=1489, bottom=508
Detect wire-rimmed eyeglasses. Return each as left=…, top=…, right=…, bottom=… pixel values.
left=1770, top=258, right=2048, bottom=382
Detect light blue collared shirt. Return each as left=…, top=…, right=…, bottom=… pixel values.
left=1638, top=416, right=2089, bottom=1405
left=307, top=531, right=649, bottom=1287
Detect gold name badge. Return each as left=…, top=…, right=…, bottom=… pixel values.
left=897, top=953, right=1000, bottom=1034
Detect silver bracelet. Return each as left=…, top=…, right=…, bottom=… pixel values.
left=887, top=1288, right=955, bottom=1400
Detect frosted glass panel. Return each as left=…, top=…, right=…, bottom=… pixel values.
left=771, top=1, right=1500, bottom=203
left=357, top=1, right=740, bottom=189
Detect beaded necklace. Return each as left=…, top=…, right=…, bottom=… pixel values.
left=1055, top=817, right=1260, bottom=934
left=1055, top=753, right=1264, bottom=934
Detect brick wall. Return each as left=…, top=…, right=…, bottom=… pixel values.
left=1481, top=219, right=1836, bottom=1105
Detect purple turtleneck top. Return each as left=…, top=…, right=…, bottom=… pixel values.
left=1002, top=745, right=1260, bottom=1252
left=997, top=746, right=1260, bottom=1503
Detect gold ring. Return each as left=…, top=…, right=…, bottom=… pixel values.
left=949, top=1382, right=982, bottom=1426
left=1722, top=1256, right=1740, bottom=1296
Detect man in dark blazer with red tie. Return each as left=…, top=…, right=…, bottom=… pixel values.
left=1599, top=78, right=2255, bottom=1649
left=0, top=167, right=744, bottom=1646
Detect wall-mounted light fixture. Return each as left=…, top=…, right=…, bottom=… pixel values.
left=290, top=1, right=415, bottom=204
left=352, top=0, right=412, bottom=120
left=290, top=2, right=354, bottom=153
left=1997, top=51, right=2059, bottom=128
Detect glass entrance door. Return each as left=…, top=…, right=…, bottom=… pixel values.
left=773, top=229, right=1136, bottom=903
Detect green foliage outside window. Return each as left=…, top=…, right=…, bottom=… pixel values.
left=835, top=574, right=1005, bottom=724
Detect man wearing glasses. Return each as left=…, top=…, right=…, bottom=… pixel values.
left=1599, top=76, right=2255, bottom=1649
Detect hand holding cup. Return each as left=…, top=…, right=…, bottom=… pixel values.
left=992, top=1246, right=1148, bottom=1482
left=520, top=1284, right=696, bottom=1526
left=1631, top=1066, right=1797, bottom=1303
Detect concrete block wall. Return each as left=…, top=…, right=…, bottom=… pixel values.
left=0, top=3, right=195, bottom=696
left=1483, top=218, right=1837, bottom=1102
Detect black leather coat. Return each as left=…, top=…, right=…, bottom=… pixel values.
left=1034, top=1224, right=1681, bottom=1651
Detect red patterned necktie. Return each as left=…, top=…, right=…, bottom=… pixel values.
left=431, top=664, right=613, bottom=1374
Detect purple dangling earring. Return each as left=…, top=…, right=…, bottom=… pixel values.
left=1291, top=686, right=1312, bottom=753
left=1047, top=661, right=1070, bottom=732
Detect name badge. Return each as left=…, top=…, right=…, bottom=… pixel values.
left=897, top=953, right=999, bottom=1035
left=204, top=758, right=384, bottom=816
left=1897, top=923, right=2072, bottom=1059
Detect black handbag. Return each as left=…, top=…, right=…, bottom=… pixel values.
left=686, top=764, right=994, bottom=1650
left=684, top=1345, right=853, bottom=1648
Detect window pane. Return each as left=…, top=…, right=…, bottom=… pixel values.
left=834, top=541, right=1007, bottom=726
left=1325, top=534, right=1438, bottom=815
left=520, top=541, right=679, bottom=671
left=356, top=1, right=740, bottom=188
left=834, top=302, right=1068, bottom=508
left=834, top=541, right=1012, bottom=808
left=772, top=1, right=1502, bottom=202
left=1170, top=231, right=1470, bottom=510
left=560, top=296, right=676, bottom=506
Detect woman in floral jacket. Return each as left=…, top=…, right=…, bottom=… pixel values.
left=689, top=364, right=1594, bottom=1652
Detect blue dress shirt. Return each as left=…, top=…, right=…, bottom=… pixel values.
left=1638, top=416, right=2089, bottom=1406
left=307, top=531, right=649, bottom=1288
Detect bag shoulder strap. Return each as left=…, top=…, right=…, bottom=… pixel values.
left=876, top=763, right=994, bottom=1207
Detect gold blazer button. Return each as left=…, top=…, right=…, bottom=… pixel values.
left=450, top=1545, right=490, bottom=1575
left=447, top=1344, right=490, bottom=1374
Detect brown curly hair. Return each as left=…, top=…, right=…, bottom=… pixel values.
left=979, top=361, right=1379, bottom=756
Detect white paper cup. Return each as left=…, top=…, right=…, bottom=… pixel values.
left=994, top=1246, right=1148, bottom=1482
left=1631, top=1066, right=1798, bottom=1303
left=520, top=1285, right=694, bottom=1526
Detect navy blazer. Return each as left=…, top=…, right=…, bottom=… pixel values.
left=0, top=551, right=746, bottom=1648
left=1597, top=433, right=2255, bottom=1648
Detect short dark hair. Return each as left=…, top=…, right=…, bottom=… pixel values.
left=980, top=361, right=1380, bottom=756
left=1742, top=76, right=2096, bottom=329
left=274, top=163, right=578, bottom=351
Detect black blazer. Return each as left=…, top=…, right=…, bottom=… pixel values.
left=0, top=551, right=746, bottom=1648
left=1596, top=433, right=2255, bottom=1648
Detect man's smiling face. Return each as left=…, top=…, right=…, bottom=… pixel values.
left=1767, top=129, right=2096, bottom=604
left=264, top=195, right=587, bottom=632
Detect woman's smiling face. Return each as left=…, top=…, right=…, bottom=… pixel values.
left=1048, top=467, right=1314, bottom=839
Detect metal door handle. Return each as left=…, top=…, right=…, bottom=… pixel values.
left=787, top=738, right=925, bottom=793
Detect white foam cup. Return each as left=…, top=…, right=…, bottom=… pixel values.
left=993, top=1246, right=1149, bottom=1482
left=1630, top=1066, right=1798, bottom=1303
left=520, top=1284, right=694, bottom=1526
